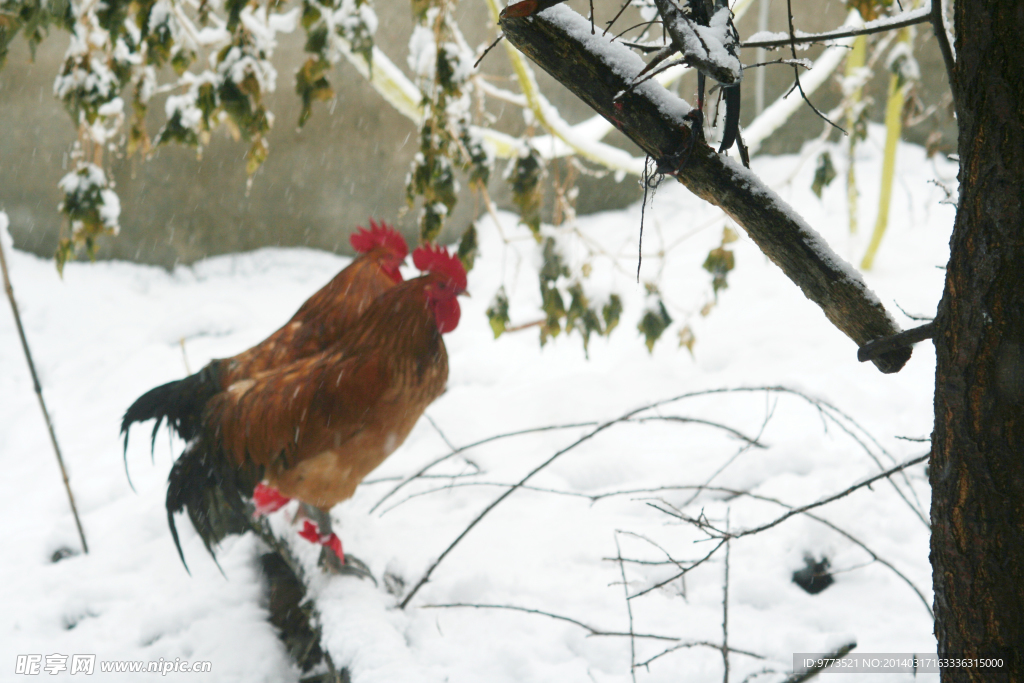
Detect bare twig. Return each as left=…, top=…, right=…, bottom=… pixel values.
left=473, top=33, right=505, bottom=69
left=424, top=602, right=766, bottom=665
left=784, top=0, right=845, bottom=134
left=741, top=8, right=931, bottom=49
left=611, top=484, right=932, bottom=616
left=616, top=534, right=638, bottom=683
left=722, top=511, right=731, bottom=683
left=636, top=638, right=766, bottom=670
left=667, top=452, right=929, bottom=541
left=803, top=509, right=932, bottom=616
left=424, top=414, right=458, bottom=453
left=398, top=387, right=925, bottom=607
left=370, top=421, right=600, bottom=513
left=379, top=414, right=764, bottom=516
left=634, top=456, right=931, bottom=602
left=422, top=602, right=678, bottom=640
left=503, top=319, right=544, bottom=333
left=400, top=406, right=658, bottom=607
left=630, top=539, right=728, bottom=600
left=0, top=235, right=88, bottom=555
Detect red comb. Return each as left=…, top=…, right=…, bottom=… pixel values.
left=413, top=243, right=467, bottom=292
left=349, top=219, right=408, bottom=258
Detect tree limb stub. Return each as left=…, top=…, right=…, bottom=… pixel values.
left=500, top=6, right=911, bottom=373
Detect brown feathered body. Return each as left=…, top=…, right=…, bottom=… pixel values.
left=218, top=245, right=402, bottom=385
left=121, top=245, right=403, bottom=446
left=206, top=271, right=450, bottom=510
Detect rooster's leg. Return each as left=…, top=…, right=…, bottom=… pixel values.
left=297, top=504, right=375, bottom=581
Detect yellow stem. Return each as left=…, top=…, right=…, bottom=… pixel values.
left=860, top=69, right=906, bottom=270
left=845, top=34, right=866, bottom=235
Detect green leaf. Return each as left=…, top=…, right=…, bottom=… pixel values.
left=539, top=283, right=565, bottom=345
left=539, top=237, right=568, bottom=283
left=702, top=246, right=735, bottom=296
left=678, top=325, right=695, bottom=355
left=457, top=222, right=478, bottom=271
left=811, top=150, right=837, bottom=199
left=295, top=56, right=334, bottom=128
left=509, top=150, right=543, bottom=240
left=602, top=294, right=622, bottom=335
left=638, top=296, right=672, bottom=353
left=486, top=287, right=510, bottom=339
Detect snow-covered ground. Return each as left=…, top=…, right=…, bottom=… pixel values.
left=1, top=129, right=956, bottom=682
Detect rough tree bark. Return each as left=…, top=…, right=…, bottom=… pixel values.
left=930, top=1, right=1024, bottom=679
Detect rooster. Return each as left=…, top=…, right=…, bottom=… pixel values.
left=162, top=244, right=467, bottom=570
left=121, top=220, right=408, bottom=453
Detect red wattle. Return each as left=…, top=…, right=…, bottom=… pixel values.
left=433, top=296, right=461, bottom=333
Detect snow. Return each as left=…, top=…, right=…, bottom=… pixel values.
left=1, top=131, right=955, bottom=682
left=542, top=5, right=692, bottom=126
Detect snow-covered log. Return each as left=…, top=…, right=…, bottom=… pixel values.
left=500, top=5, right=911, bottom=373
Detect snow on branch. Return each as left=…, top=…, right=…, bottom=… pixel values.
left=500, top=4, right=912, bottom=373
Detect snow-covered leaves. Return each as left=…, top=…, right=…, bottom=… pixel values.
left=11, top=0, right=346, bottom=267
left=298, top=0, right=377, bottom=126
left=403, top=1, right=492, bottom=244
left=56, top=162, right=120, bottom=273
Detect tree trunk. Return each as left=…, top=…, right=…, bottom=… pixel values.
left=930, top=1, right=1024, bottom=679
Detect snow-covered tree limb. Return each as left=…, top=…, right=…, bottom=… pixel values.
left=500, top=4, right=912, bottom=373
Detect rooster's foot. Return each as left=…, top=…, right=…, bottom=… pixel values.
left=319, top=549, right=375, bottom=583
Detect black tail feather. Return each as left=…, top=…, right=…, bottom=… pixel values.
left=121, top=362, right=224, bottom=455
left=718, top=84, right=741, bottom=155
left=165, top=435, right=263, bottom=571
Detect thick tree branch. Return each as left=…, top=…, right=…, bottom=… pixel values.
left=500, top=6, right=911, bottom=373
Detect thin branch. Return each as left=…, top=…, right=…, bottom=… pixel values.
left=473, top=33, right=505, bottom=69
left=424, top=414, right=458, bottom=453
left=616, top=534, right=638, bottom=683
left=784, top=0, right=845, bottom=135
left=691, top=453, right=928, bottom=541
left=0, top=234, right=88, bottom=555
left=398, top=387, right=924, bottom=607
left=370, top=421, right=599, bottom=513
left=610, top=483, right=933, bottom=618
left=378, top=414, right=765, bottom=515
left=742, top=58, right=813, bottom=70
left=422, top=602, right=679, bottom=640
left=636, top=638, right=766, bottom=670
left=722, top=511, right=731, bottom=683
left=400, top=407, right=659, bottom=607
left=741, top=7, right=931, bottom=49
left=631, top=455, right=930, bottom=606
left=630, top=539, right=728, bottom=600
left=802, top=510, right=932, bottom=617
